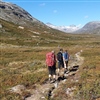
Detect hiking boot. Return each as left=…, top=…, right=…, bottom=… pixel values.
left=50, top=79, right=56, bottom=83
left=48, top=78, right=52, bottom=82
left=57, top=73, right=59, bottom=76
left=66, top=70, right=70, bottom=74
left=53, top=79, right=56, bottom=82
left=62, top=75, right=66, bottom=80
left=64, top=68, right=68, bottom=73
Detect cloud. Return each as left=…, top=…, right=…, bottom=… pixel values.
left=53, top=10, right=57, bottom=13
left=40, top=3, right=46, bottom=6
left=84, top=15, right=89, bottom=19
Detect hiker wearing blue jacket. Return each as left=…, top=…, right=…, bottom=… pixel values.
left=63, top=50, right=69, bottom=73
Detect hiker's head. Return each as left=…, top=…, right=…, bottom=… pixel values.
left=60, top=48, right=63, bottom=52
left=65, top=50, right=67, bottom=52
left=51, top=50, right=55, bottom=54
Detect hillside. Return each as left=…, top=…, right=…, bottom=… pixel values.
left=0, top=18, right=70, bottom=47
left=0, top=1, right=43, bottom=26
left=0, top=1, right=69, bottom=47
left=74, top=21, right=100, bottom=34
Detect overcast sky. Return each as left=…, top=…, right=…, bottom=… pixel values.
left=3, top=0, right=100, bottom=28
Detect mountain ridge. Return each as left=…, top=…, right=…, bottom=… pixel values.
left=46, top=22, right=80, bottom=33
left=0, top=1, right=100, bottom=35
left=0, top=1, right=45, bottom=27
left=73, top=21, right=100, bottom=34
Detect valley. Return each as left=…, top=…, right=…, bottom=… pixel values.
left=0, top=1, right=100, bottom=100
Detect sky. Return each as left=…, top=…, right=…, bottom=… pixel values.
left=3, top=0, right=100, bottom=28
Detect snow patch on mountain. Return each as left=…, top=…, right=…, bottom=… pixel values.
left=46, top=23, right=81, bottom=33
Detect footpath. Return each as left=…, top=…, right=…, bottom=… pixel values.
left=24, top=50, right=84, bottom=100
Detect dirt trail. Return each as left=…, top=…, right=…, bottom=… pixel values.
left=25, top=50, right=84, bottom=100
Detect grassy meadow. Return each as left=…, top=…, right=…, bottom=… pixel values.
left=0, top=19, right=100, bottom=100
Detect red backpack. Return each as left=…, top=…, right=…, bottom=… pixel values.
left=46, top=52, right=55, bottom=66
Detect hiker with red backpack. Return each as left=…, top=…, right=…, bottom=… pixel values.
left=46, top=50, right=56, bottom=83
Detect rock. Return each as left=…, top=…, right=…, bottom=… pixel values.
left=0, top=24, right=2, bottom=28
left=9, top=84, right=26, bottom=94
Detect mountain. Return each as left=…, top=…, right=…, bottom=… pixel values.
left=0, top=1, right=45, bottom=27
left=1, top=1, right=100, bottom=36
left=73, top=21, right=100, bottom=34
left=0, top=1, right=67, bottom=34
left=46, top=23, right=80, bottom=33
left=0, top=1, right=68, bottom=47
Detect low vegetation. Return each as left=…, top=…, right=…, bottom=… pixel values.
left=0, top=19, right=100, bottom=100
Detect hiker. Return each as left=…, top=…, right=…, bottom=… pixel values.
left=46, top=50, right=56, bottom=82
left=57, top=49, right=64, bottom=77
left=63, top=50, right=69, bottom=73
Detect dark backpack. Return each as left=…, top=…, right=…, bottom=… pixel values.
left=57, top=52, right=63, bottom=61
